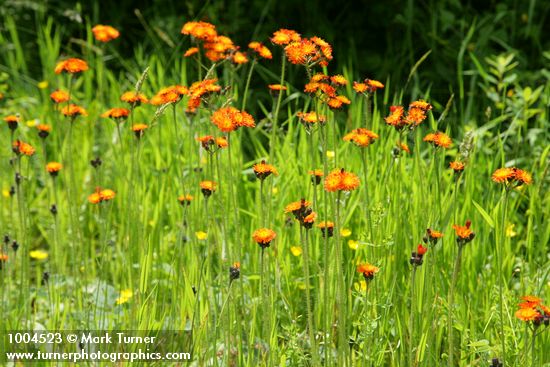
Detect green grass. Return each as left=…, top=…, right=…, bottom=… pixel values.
left=0, top=8, right=549, bottom=367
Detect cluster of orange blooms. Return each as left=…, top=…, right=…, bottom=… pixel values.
left=343, top=128, right=379, bottom=148
left=491, top=167, right=532, bottom=186
left=385, top=100, right=432, bottom=131
left=12, top=140, right=35, bottom=156
left=92, top=25, right=120, bottom=43
left=252, top=161, right=279, bottom=180
left=88, top=188, right=116, bottom=204
left=515, top=296, right=550, bottom=326
left=423, top=131, right=452, bottom=149
left=304, top=73, right=350, bottom=109
left=273, top=30, right=333, bottom=67
left=210, top=106, right=255, bottom=133
left=324, top=168, right=360, bottom=192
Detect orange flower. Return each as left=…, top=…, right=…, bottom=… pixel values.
left=4, top=115, right=19, bottom=130
left=284, top=199, right=311, bottom=214
left=253, top=160, right=278, bottom=180
left=186, top=79, right=222, bottom=112
left=131, top=123, right=148, bottom=139
left=424, top=228, right=443, bottom=244
left=203, top=35, right=236, bottom=61
left=177, top=194, right=193, bottom=206
left=230, top=261, right=241, bottom=281
left=12, top=140, right=35, bottom=156
left=61, top=104, right=88, bottom=118
left=317, top=221, right=335, bottom=237
left=491, top=167, right=515, bottom=183
left=423, top=131, right=452, bottom=148
left=248, top=42, right=273, bottom=59
left=88, top=188, right=115, bottom=203
left=406, top=107, right=427, bottom=125
left=515, top=308, right=540, bottom=322
left=0, top=253, right=7, bottom=263
left=216, top=137, right=228, bottom=148
left=514, top=169, right=532, bottom=185
left=101, top=108, right=130, bottom=120
left=210, top=107, right=255, bottom=133
left=183, top=47, right=199, bottom=57
left=327, top=95, right=351, bottom=110
left=181, top=21, right=217, bottom=41
left=450, top=161, right=465, bottom=173
left=410, top=100, right=432, bottom=111
left=357, top=263, right=379, bottom=280
left=302, top=211, right=317, bottom=229
left=365, top=79, right=384, bottom=93
left=271, top=29, right=301, bottom=45
left=399, top=142, right=411, bottom=154
left=121, top=91, right=148, bottom=105
left=284, top=37, right=332, bottom=66
left=330, top=75, right=347, bottom=86
left=343, top=128, right=379, bottom=147
left=50, top=90, right=70, bottom=104
left=268, top=84, right=287, bottom=92
left=150, top=85, right=188, bottom=105
left=452, top=220, right=475, bottom=243
left=200, top=180, right=217, bottom=197
left=353, top=82, right=368, bottom=93
left=92, top=25, right=120, bottom=42
left=309, top=169, right=324, bottom=185
left=37, top=124, right=51, bottom=138
left=54, top=58, right=88, bottom=74
left=417, top=244, right=428, bottom=256
left=519, top=295, right=543, bottom=309
left=297, top=111, right=326, bottom=125
left=88, top=192, right=102, bottom=204
left=231, top=51, right=248, bottom=65
left=46, top=162, right=62, bottom=176
left=252, top=228, right=277, bottom=249
left=385, top=106, right=405, bottom=129
left=324, top=168, right=360, bottom=192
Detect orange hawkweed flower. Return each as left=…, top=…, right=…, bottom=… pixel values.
left=88, top=188, right=116, bottom=203
left=101, top=108, right=130, bottom=121
left=423, top=228, right=443, bottom=244
left=385, top=105, right=405, bottom=129
left=54, top=58, right=89, bottom=74
left=46, top=162, right=62, bottom=176
left=252, top=228, right=277, bottom=249
left=50, top=90, right=70, bottom=104
left=183, top=47, right=199, bottom=57
left=12, top=140, right=35, bottom=156
left=452, top=220, right=475, bottom=244
left=230, top=261, right=241, bottom=281
left=203, top=35, right=236, bottom=61
left=515, top=308, right=541, bottom=322
left=343, top=128, right=379, bottom=148
left=232, top=51, right=249, bottom=65
left=450, top=161, right=465, bottom=173
left=365, top=79, right=384, bottom=93
left=200, top=180, right=217, bottom=197
left=411, top=244, right=428, bottom=266
left=150, top=85, right=188, bottom=105
left=491, top=167, right=515, bottom=183
left=297, top=111, right=326, bottom=125
left=210, top=107, right=255, bottom=132
left=271, top=29, right=301, bottom=45
left=248, top=42, right=273, bottom=59
left=216, top=137, right=228, bottom=148
left=121, top=91, right=148, bottom=105
left=423, top=131, right=452, bottom=148
left=285, top=199, right=312, bottom=215
left=318, top=221, right=334, bottom=237
left=519, top=295, right=543, bottom=309
left=353, top=82, right=368, bottom=93
left=181, top=21, right=217, bottom=41
left=324, top=168, right=360, bottom=192
left=131, top=123, right=148, bottom=139
left=330, top=75, right=347, bottom=86
left=309, top=169, right=323, bottom=185
left=357, top=263, right=379, bottom=280
left=4, top=115, right=19, bottom=130
left=399, top=142, right=411, bottom=154
left=186, top=79, right=222, bottom=113
left=92, top=25, right=120, bottom=42
left=514, top=169, right=532, bottom=185
left=410, top=100, right=432, bottom=111
left=302, top=211, right=317, bottom=229
left=61, top=104, right=88, bottom=118
left=177, top=194, right=193, bottom=206
left=37, top=124, right=51, bottom=139
left=327, top=95, right=351, bottom=110
left=268, top=84, right=287, bottom=92
left=417, top=244, right=428, bottom=256
left=253, top=160, right=278, bottom=180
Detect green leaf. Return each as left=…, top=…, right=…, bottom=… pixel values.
left=472, top=200, right=495, bottom=229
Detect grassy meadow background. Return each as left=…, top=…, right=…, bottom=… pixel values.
left=0, top=0, right=549, bottom=366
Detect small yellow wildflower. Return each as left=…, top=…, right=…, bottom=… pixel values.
left=354, top=280, right=367, bottom=292
left=506, top=223, right=517, bottom=237
left=340, top=228, right=352, bottom=237
left=38, top=81, right=49, bottom=89
left=26, top=119, right=38, bottom=127
left=29, top=249, right=49, bottom=260
left=326, top=150, right=335, bottom=158
left=272, top=187, right=279, bottom=195
left=2, top=189, right=10, bottom=198
left=115, top=289, right=133, bottom=305
left=348, top=240, right=359, bottom=250
left=290, top=246, right=302, bottom=256
left=195, top=231, right=208, bottom=240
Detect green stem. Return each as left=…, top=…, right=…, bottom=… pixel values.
left=448, top=243, right=463, bottom=367
left=302, top=228, right=319, bottom=364
left=241, top=58, right=256, bottom=110
left=270, top=54, right=286, bottom=162
left=498, top=190, right=509, bottom=364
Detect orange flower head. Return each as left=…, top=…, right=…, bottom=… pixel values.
left=181, top=21, right=217, bottom=41
left=357, top=263, right=379, bottom=280
left=365, top=79, right=384, bottom=93
left=450, top=161, right=465, bottom=173
left=284, top=199, right=312, bottom=215
left=406, top=107, right=427, bottom=126
left=424, top=131, right=452, bottom=148
left=514, top=169, right=532, bottom=185
left=248, top=42, right=273, bottom=59
left=183, top=47, right=199, bottom=57
left=177, top=194, right=194, bottom=206
left=399, top=142, right=411, bottom=154
left=0, top=253, right=7, bottom=263
left=330, top=75, right=348, bottom=86
left=271, top=29, right=301, bottom=45
left=37, top=124, right=52, bottom=138
left=409, top=100, right=432, bottom=111
left=211, top=107, right=255, bottom=132
left=353, top=82, right=368, bottom=93
left=61, top=104, right=88, bottom=118
left=515, top=307, right=541, bottom=322
left=121, top=91, right=148, bottom=105
left=417, top=244, right=428, bottom=256
left=101, top=108, right=130, bottom=120
left=284, top=39, right=316, bottom=65
left=317, top=220, right=334, bottom=237
left=297, top=111, right=326, bottom=125
left=452, top=220, right=475, bottom=244
left=50, top=90, right=70, bottom=104
left=252, top=228, right=277, bottom=249
left=491, top=167, right=516, bottom=184
left=385, top=105, right=405, bottom=129
left=88, top=191, right=102, bottom=204
left=309, top=169, right=324, bottom=185
left=216, top=137, right=228, bottom=149
left=200, top=180, right=217, bottom=197
left=268, top=84, right=287, bottom=92
left=4, top=115, right=20, bottom=130
left=46, top=162, right=62, bottom=176
left=343, top=128, right=379, bottom=148
left=92, top=25, right=120, bottom=42
left=253, top=160, right=278, bottom=180
left=54, top=58, right=89, bottom=74
left=232, top=51, right=249, bottom=65
left=302, top=211, right=317, bottom=229
left=519, top=295, right=543, bottom=308
left=424, top=228, right=444, bottom=244
left=100, top=189, right=116, bottom=201
left=203, top=35, right=236, bottom=61
left=150, top=85, right=188, bottom=105
left=12, top=140, right=35, bottom=156
left=324, top=168, right=360, bottom=192
left=131, top=123, right=148, bottom=139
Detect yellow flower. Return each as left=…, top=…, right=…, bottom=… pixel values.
left=290, top=246, right=302, bottom=256
left=2, top=189, right=10, bottom=198
left=272, top=187, right=279, bottom=195
left=29, top=249, right=48, bottom=260
left=37, top=81, right=49, bottom=89
left=115, top=289, right=133, bottom=305
left=348, top=240, right=359, bottom=250
left=340, top=228, right=352, bottom=237
left=354, top=280, right=367, bottom=292
left=326, top=150, right=335, bottom=158
left=26, top=119, right=38, bottom=127
left=195, top=231, right=208, bottom=240
left=506, top=223, right=517, bottom=237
